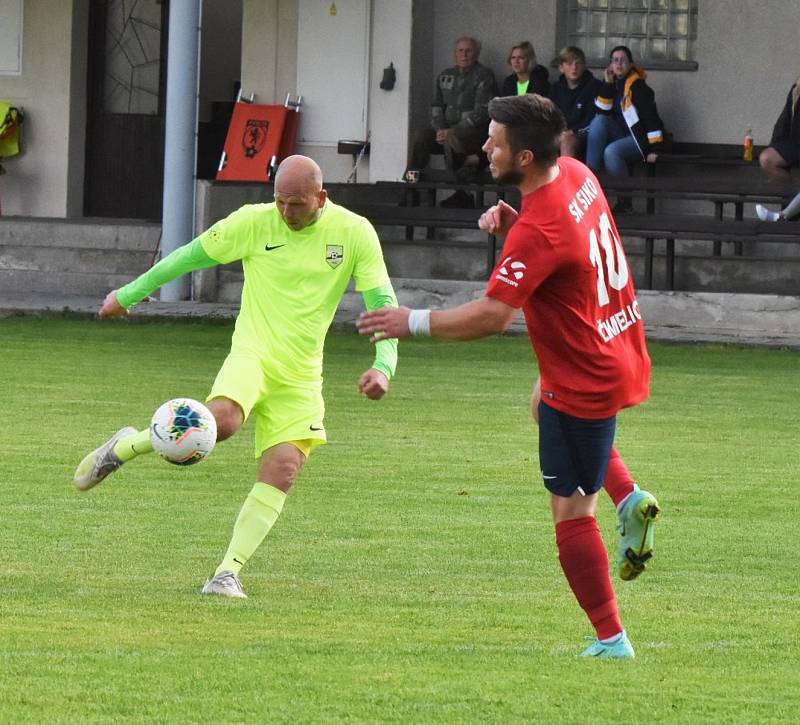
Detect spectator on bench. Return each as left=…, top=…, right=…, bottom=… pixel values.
left=549, top=46, right=602, bottom=159
left=759, top=78, right=800, bottom=182
left=407, top=36, right=497, bottom=208
left=585, top=45, right=664, bottom=213
left=501, top=41, right=550, bottom=98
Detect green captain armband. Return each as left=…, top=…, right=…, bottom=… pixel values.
left=362, top=283, right=398, bottom=380
left=116, top=238, right=218, bottom=309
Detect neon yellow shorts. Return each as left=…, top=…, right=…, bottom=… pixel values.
left=207, top=351, right=326, bottom=459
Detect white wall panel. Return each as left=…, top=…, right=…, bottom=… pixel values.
left=296, top=0, right=370, bottom=146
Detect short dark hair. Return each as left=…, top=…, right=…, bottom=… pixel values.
left=609, top=45, right=633, bottom=63
left=488, top=94, right=565, bottom=168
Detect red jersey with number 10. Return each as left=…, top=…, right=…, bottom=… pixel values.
left=486, top=156, right=650, bottom=418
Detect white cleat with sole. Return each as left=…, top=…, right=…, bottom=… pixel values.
left=73, top=426, right=138, bottom=491
left=201, top=570, right=247, bottom=599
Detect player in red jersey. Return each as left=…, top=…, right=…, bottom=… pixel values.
left=357, top=94, right=659, bottom=658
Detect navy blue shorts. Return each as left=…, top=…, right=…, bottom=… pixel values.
left=538, top=401, right=616, bottom=497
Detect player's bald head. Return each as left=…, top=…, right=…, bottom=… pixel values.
left=273, top=155, right=327, bottom=231
left=274, top=155, right=323, bottom=194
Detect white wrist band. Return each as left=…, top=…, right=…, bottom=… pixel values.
left=408, top=309, right=431, bottom=336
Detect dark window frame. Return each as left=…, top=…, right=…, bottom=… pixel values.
left=557, top=0, right=699, bottom=72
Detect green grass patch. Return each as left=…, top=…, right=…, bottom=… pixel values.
left=1, top=317, right=798, bottom=722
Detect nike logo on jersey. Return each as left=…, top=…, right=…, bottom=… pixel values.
left=309, top=425, right=324, bottom=431
left=542, top=474, right=558, bottom=480
left=265, top=244, right=285, bottom=251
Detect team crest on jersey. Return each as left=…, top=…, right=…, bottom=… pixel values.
left=326, top=244, right=344, bottom=269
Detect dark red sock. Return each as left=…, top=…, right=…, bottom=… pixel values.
left=555, top=516, right=623, bottom=640
left=603, top=447, right=635, bottom=508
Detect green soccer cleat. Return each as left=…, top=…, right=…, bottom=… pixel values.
left=617, top=484, right=660, bottom=581
left=581, top=631, right=635, bottom=659
left=73, top=426, right=138, bottom=491
left=201, top=571, right=247, bottom=599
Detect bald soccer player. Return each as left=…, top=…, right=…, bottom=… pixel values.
left=73, top=155, right=399, bottom=598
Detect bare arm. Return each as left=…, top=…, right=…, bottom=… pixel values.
left=431, top=297, right=518, bottom=340
left=357, top=296, right=518, bottom=342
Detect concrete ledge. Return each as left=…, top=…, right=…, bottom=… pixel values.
left=1, top=281, right=798, bottom=349
left=0, top=216, right=161, bottom=250
left=636, top=289, right=800, bottom=347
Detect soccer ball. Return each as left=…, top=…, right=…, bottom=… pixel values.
left=149, top=398, right=217, bottom=466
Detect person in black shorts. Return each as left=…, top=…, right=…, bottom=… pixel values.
left=760, top=78, right=800, bottom=182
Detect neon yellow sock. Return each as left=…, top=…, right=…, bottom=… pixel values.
left=112, top=429, right=153, bottom=462
left=216, top=483, right=287, bottom=576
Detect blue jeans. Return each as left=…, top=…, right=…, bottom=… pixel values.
left=585, top=114, right=642, bottom=176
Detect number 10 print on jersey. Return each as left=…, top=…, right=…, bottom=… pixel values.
left=588, top=211, right=642, bottom=342
left=485, top=156, right=650, bottom=418
left=589, top=211, right=628, bottom=307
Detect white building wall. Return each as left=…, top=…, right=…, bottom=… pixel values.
left=241, top=0, right=412, bottom=183
left=241, top=0, right=285, bottom=103
left=2, top=0, right=799, bottom=218
left=430, top=0, right=558, bottom=96
left=366, top=0, right=412, bottom=182
left=0, top=0, right=86, bottom=218
left=425, top=0, right=798, bottom=148
left=650, top=0, right=798, bottom=145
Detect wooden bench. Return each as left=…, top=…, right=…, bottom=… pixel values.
left=375, top=180, right=517, bottom=241
left=347, top=175, right=800, bottom=286
left=347, top=200, right=799, bottom=290
left=600, top=175, right=795, bottom=212
left=288, top=178, right=800, bottom=289
left=598, top=175, right=798, bottom=256
left=615, top=214, right=800, bottom=290
left=649, top=141, right=767, bottom=172
left=346, top=201, right=501, bottom=276
left=377, top=179, right=509, bottom=205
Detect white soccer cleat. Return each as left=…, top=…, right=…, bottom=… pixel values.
left=73, top=426, right=138, bottom=491
left=201, top=570, right=247, bottom=599
left=756, top=204, right=781, bottom=222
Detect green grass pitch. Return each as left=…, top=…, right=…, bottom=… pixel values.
left=1, top=316, right=798, bottom=722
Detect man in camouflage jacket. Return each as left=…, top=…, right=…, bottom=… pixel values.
left=407, top=37, right=497, bottom=203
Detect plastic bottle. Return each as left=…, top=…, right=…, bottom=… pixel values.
left=743, top=129, right=753, bottom=161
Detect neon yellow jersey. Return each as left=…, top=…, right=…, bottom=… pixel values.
left=198, top=200, right=390, bottom=382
